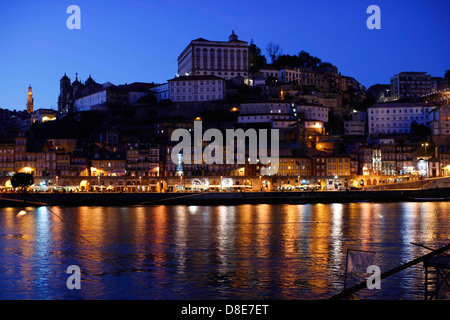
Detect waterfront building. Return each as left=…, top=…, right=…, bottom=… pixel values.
left=439, top=152, right=450, bottom=176
left=90, top=151, right=126, bottom=177
left=0, top=141, right=15, bottom=177
left=428, top=157, right=440, bottom=177
left=312, top=157, right=327, bottom=177
left=36, top=150, right=57, bottom=177
left=325, top=156, right=351, bottom=177
left=395, top=145, right=415, bottom=175
left=56, top=153, right=71, bottom=177
left=126, top=142, right=160, bottom=177
left=275, top=157, right=312, bottom=177
left=69, top=153, right=89, bottom=177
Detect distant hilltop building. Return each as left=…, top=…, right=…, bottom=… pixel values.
left=58, top=73, right=103, bottom=114
left=58, top=73, right=156, bottom=113
left=26, top=85, right=34, bottom=113
left=177, top=31, right=250, bottom=81
left=390, top=72, right=431, bottom=100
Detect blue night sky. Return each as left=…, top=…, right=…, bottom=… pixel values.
left=0, top=0, right=449, bottom=111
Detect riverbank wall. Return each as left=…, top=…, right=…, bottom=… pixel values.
left=1, top=187, right=449, bottom=207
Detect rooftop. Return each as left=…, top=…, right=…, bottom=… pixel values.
left=168, top=75, right=224, bottom=82
left=368, top=102, right=435, bottom=109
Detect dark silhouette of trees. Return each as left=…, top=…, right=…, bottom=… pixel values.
left=272, top=50, right=329, bottom=70
left=266, top=42, right=282, bottom=64
left=11, top=172, right=34, bottom=190
left=410, top=121, right=431, bottom=138
left=249, top=40, right=267, bottom=74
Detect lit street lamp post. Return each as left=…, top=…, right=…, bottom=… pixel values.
left=421, top=143, right=429, bottom=158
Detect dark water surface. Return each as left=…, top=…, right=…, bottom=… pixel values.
left=0, top=202, right=448, bottom=300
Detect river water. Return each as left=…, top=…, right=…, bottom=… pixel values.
left=0, top=202, right=448, bottom=300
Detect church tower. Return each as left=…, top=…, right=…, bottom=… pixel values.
left=26, top=85, right=34, bottom=113
left=58, top=73, right=71, bottom=114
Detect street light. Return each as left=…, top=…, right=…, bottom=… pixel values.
left=421, top=143, right=429, bottom=157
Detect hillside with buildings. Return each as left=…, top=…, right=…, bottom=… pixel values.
left=1, top=31, right=449, bottom=192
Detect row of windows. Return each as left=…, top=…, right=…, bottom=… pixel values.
left=95, top=162, right=126, bottom=168
left=277, top=159, right=311, bottom=164
left=172, top=87, right=222, bottom=93
left=172, top=95, right=222, bottom=101
left=195, top=71, right=247, bottom=77
left=371, top=122, right=423, bottom=128
left=173, top=80, right=219, bottom=86
left=328, top=165, right=349, bottom=170
left=371, top=129, right=410, bottom=134
left=240, top=115, right=291, bottom=120
left=196, top=61, right=247, bottom=70
left=371, top=115, right=429, bottom=121
left=370, top=108, right=429, bottom=114
left=327, top=158, right=349, bottom=163
left=196, top=48, right=248, bottom=59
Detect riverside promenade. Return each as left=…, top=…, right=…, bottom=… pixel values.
left=1, top=186, right=449, bottom=207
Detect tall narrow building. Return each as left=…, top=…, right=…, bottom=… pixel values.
left=58, top=73, right=71, bottom=114
left=26, top=85, right=34, bottom=113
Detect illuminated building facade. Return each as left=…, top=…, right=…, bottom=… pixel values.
left=177, top=31, right=249, bottom=80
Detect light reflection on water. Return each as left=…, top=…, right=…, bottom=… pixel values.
left=0, top=202, right=448, bottom=300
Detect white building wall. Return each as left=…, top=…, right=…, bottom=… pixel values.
left=169, top=78, right=225, bottom=102
left=368, top=104, right=437, bottom=135
left=74, top=91, right=107, bottom=112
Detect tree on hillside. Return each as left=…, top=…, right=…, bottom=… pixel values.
left=249, top=40, right=267, bottom=75
left=445, top=70, right=450, bottom=82
left=272, top=50, right=327, bottom=70
left=410, top=121, right=431, bottom=138
left=266, top=42, right=283, bottom=64
left=297, top=50, right=322, bottom=69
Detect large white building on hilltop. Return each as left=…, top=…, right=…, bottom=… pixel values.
left=368, top=102, right=437, bottom=135
left=177, top=31, right=249, bottom=81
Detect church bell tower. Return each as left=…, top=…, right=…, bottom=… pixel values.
left=26, top=85, right=34, bottom=113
